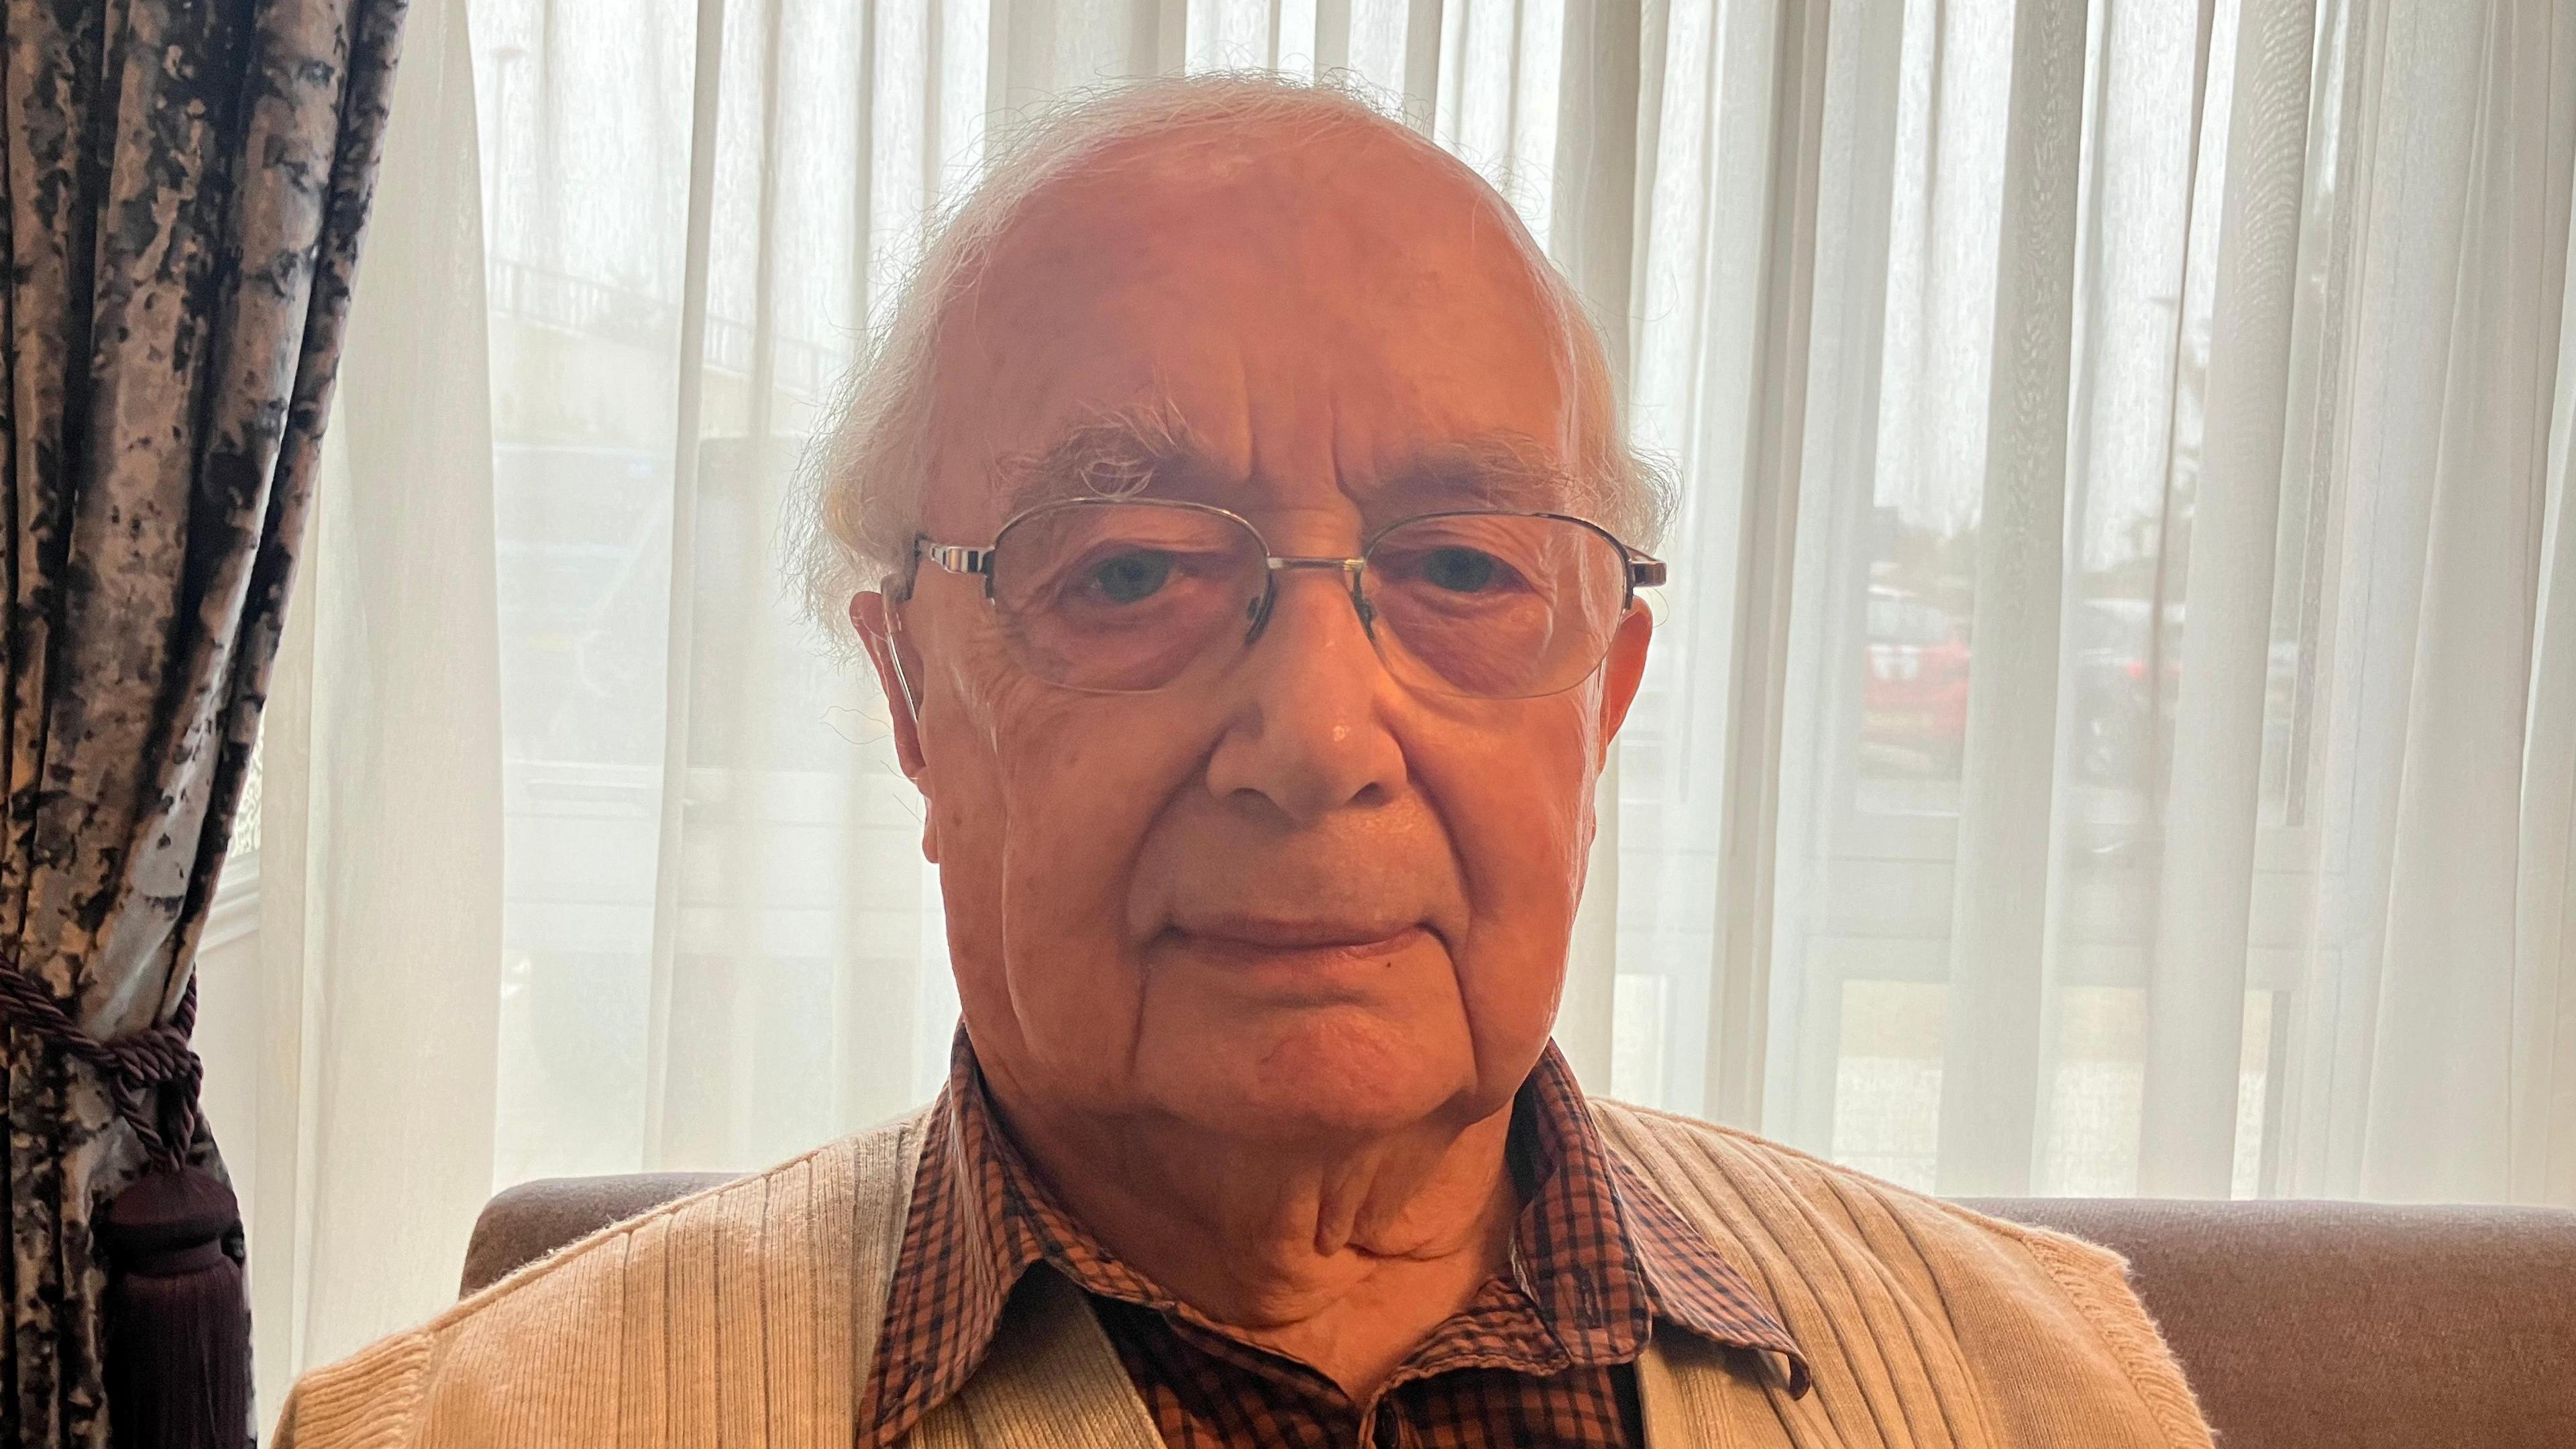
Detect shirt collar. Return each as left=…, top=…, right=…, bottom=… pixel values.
left=857, top=1029, right=1805, bottom=1446
left=1511, top=1042, right=1805, bottom=1387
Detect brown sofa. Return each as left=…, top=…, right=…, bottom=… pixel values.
left=463, top=1178, right=2576, bottom=1448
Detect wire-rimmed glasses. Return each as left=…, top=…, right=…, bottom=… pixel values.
left=906, top=498, right=1665, bottom=700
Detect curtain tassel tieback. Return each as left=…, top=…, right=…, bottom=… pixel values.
left=0, top=965, right=246, bottom=1449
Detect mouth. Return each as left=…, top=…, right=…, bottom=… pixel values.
left=1159, top=918, right=1434, bottom=968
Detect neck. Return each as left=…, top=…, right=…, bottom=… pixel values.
left=984, top=1079, right=1525, bottom=1401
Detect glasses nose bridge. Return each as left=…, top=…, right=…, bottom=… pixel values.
left=1244, top=551, right=1377, bottom=649
left=1263, top=552, right=1366, bottom=577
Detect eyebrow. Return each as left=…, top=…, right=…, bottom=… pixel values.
left=991, top=400, right=1208, bottom=515
left=1373, top=431, right=1582, bottom=515
left=989, top=403, right=1583, bottom=520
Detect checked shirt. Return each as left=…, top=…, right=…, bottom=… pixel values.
left=858, top=1032, right=1807, bottom=1449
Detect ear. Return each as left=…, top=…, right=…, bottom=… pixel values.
left=853, top=590, right=943, bottom=863
left=851, top=590, right=926, bottom=774
left=1595, top=603, right=1654, bottom=765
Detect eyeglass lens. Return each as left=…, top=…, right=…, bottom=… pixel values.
left=983, top=502, right=1632, bottom=698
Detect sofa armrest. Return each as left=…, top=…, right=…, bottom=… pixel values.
left=1964, top=1197, right=2576, bottom=1449
left=460, top=1172, right=737, bottom=1295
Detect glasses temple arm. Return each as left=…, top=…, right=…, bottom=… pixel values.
left=918, top=540, right=995, bottom=576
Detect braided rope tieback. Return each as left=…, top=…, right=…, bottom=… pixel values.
left=0, top=963, right=204, bottom=1169
left=0, top=959, right=250, bottom=1446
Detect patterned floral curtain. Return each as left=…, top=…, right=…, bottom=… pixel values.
left=0, top=0, right=407, bottom=1438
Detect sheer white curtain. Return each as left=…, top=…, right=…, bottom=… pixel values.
left=1746, top=0, right=2576, bottom=1208
left=191, top=0, right=2576, bottom=1415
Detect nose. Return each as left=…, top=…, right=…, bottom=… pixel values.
left=1201, top=566, right=1408, bottom=826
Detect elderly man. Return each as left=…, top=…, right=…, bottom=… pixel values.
left=280, top=76, right=2210, bottom=1449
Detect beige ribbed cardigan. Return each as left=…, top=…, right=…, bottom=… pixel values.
left=275, top=1103, right=2212, bottom=1448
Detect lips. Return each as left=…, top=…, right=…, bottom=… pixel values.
left=1164, top=917, right=1432, bottom=955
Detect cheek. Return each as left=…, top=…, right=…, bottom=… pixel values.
left=1413, top=695, right=1605, bottom=1050
left=993, top=716, right=1160, bottom=935
left=979, top=694, right=1205, bottom=1082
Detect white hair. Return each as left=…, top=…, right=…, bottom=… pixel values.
left=789, top=70, right=1672, bottom=647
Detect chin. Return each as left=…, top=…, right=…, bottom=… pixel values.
left=1141, top=1006, right=1484, bottom=1142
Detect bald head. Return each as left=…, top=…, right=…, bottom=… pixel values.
left=799, top=74, right=1664, bottom=633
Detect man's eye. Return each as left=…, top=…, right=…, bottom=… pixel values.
left=1420, top=547, right=1501, bottom=593
left=1085, top=551, right=1172, bottom=604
